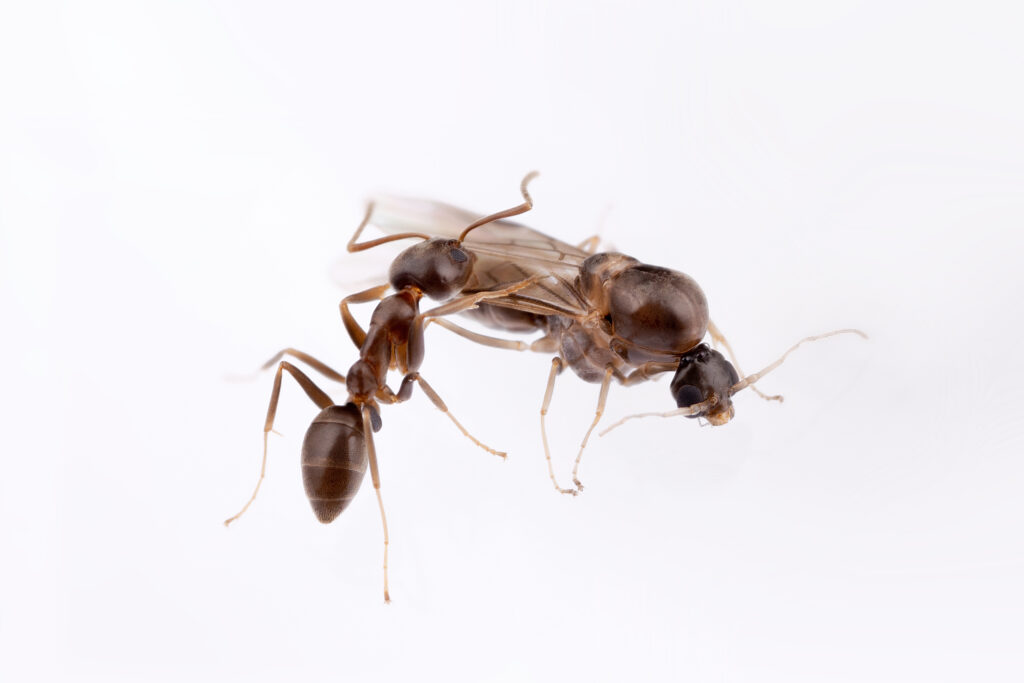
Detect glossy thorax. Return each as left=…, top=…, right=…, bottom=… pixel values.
left=557, top=253, right=710, bottom=382
left=346, top=238, right=476, bottom=403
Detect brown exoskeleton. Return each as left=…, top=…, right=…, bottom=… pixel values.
left=224, top=178, right=543, bottom=602
left=366, top=174, right=866, bottom=495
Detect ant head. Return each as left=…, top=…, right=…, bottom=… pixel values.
left=389, top=238, right=475, bottom=300
left=670, top=344, right=739, bottom=425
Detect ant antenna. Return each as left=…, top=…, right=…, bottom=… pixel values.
left=457, top=171, right=539, bottom=243
left=347, top=202, right=432, bottom=253
left=598, top=328, right=867, bottom=437
left=599, top=398, right=715, bottom=437
left=729, top=328, right=867, bottom=395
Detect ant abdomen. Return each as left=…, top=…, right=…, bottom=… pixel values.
left=301, top=403, right=368, bottom=524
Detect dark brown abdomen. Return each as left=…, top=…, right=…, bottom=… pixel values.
left=301, top=404, right=368, bottom=524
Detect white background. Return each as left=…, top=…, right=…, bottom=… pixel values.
left=2, top=1, right=1023, bottom=681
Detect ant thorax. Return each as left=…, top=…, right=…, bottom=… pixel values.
left=566, top=253, right=711, bottom=377
left=551, top=315, right=623, bottom=383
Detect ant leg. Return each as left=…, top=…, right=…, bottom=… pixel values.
left=347, top=202, right=431, bottom=253
left=419, top=277, right=541, bottom=319
left=570, top=367, right=613, bottom=492
left=224, top=362, right=334, bottom=527
left=427, top=318, right=529, bottom=351
left=405, top=278, right=543, bottom=372
left=394, top=373, right=506, bottom=458
left=621, top=361, right=678, bottom=387
left=576, top=235, right=601, bottom=254
left=360, top=406, right=391, bottom=603
left=340, top=284, right=391, bottom=349
left=258, top=348, right=346, bottom=384
left=707, top=320, right=782, bottom=403
left=226, top=348, right=346, bottom=384
left=530, top=334, right=560, bottom=353
left=429, top=317, right=559, bottom=354
left=540, top=357, right=577, bottom=496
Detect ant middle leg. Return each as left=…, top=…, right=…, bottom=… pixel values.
left=393, top=373, right=507, bottom=459
left=570, top=366, right=613, bottom=492
left=707, top=320, right=782, bottom=403
left=224, top=362, right=335, bottom=527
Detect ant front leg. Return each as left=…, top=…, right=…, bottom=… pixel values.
left=224, top=362, right=334, bottom=527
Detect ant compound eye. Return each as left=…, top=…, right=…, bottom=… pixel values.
left=673, top=384, right=704, bottom=408
left=451, top=248, right=468, bottom=263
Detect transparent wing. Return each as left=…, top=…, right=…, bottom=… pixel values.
left=369, top=195, right=591, bottom=318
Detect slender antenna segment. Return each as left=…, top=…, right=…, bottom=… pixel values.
left=347, top=202, right=432, bottom=253
left=598, top=400, right=713, bottom=438
left=729, top=328, right=867, bottom=395
left=599, top=328, right=867, bottom=437
left=457, top=171, right=539, bottom=242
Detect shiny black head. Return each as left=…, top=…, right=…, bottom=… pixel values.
left=388, top=238, right=475, bottom=300
left=670, top=344, right=739, bottom=425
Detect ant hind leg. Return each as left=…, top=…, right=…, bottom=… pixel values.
left=224, top=362, right=334, bottom=527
